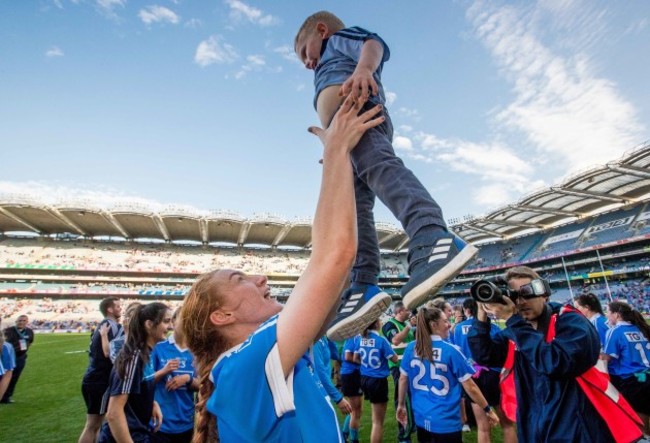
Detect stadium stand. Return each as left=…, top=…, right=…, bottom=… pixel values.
left=1, top=142, right=649, bottom=325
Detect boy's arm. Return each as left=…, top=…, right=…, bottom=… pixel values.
left=339, top=39, right=384, bottom=102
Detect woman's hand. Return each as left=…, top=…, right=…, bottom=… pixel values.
left=308, top=93, right=384, bottom=155
left=151, top=401, right=163, bottom=432
left=396, top=405, right=408, bottom=427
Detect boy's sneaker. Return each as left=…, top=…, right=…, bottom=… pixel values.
left=401, top=233, right=478, bottom=310
left=327, top=284, right=392, bottom=342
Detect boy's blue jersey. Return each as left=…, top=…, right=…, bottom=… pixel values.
left=313, top=26, right=390, bottom=109
left=208, top=315, right=342, bottom=442
left=340, top=336, right=360, bottom=375
left=604, top=322, right=650, bottom=377
left=356, top=330, right=395, bottom=378
left=590, top=314, right=609, bottom=350
left=400, top=337, right=475, bottom=433
left=151, top=336, right=196, bottom=434
left=1, top=342, right=16, bottom=375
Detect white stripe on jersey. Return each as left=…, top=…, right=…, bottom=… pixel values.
left=121, top=350, right=140, bottom=394
left=265, top=342, right=296, bottom=418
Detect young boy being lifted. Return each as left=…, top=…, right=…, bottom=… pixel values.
left=295, top=11, right=477, bottom=341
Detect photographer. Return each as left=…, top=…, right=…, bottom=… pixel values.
left=467, top=266, right=642, bottom=443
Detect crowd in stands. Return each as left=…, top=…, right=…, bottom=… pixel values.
left=0, top=238, right=411, bottom=278
left=0, top=297, right=184, bottom=331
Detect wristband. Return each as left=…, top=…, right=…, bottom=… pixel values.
left=483, top=405, right=492, bottom=413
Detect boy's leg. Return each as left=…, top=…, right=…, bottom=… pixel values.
left=327, top=172, right=392, bottom=342
left=351, top=107, right=477, bottom=310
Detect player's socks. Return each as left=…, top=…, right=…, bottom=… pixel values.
left=341, top=414, right=350, bottom=434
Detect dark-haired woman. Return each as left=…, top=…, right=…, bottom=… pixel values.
left=575, top=293, right=609, bottom=350
left=99, top=302, right=173, bottom=443
left=397, top=307, right=498, bottom=443
left=603, top=301, right=650, bottom=434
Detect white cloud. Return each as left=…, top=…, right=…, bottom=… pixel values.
left=274, top=45, right=301, bottom=64
left=467, top=1, right=643, bottom=174
left=0, top=181, right=193, bottom=213
left=398, top=125, right=413, bottom=133
left=233, top=54, right=267, bottom=79
left=184, top=18, right=202, bottom=29
left=393, top=136, right=414, bottom=152
left=396, top=106, right=420, bottom=121
left=95, top=0, right=125, bottom=19
left=385, top=91, right=397, bottom=107
left=625, top=18, right=648, bottom=35
left=138, top=5, right=179, bottom=25
left=45, top=46, right=64, bottom=57
left=472, top=183, right=513, bottom=208
left=194, top=36, right=238, bottom=67
left=225, top=0, right=278, bottom=27
left=246, top=55, right=265, bottom=66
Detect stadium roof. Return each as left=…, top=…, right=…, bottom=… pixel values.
left=454, top=141, right=650, bottom=243
left=1, top=141, right=649, bottom=250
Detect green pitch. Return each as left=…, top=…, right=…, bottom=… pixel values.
left=0, top=334, right=504, bottom=442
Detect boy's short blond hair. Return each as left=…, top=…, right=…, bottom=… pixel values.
left=294, top=11, right=345, bottom=49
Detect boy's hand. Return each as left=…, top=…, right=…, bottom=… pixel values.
left=339, top=67, right=378, bottom=103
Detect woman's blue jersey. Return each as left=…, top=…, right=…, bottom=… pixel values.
left=453, top=317, right=501, bottom=372
left=1, top=342, right=16, bottom=375
left=313, top=336, right=343, bottom=403
left=400, top=337, right=475, bottom=433
left=208, top=315, right=342, bottom=442
left=151, top=336, right=196, bottom=434
left=605, top=322, right=650, bottom=377
left=356, top=330, right=395, bottom=378
left=340, top=336, right=360, bottom=375
left=590, top=314, right=610, bottom=350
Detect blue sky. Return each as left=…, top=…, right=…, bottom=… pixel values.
left=1, top=0, right=648, bottom=228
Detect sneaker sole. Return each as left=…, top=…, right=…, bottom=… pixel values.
left=326, top=292, right=392, bottom=341
left=402, top=243, right=478, bottom=310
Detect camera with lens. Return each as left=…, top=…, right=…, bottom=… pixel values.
left=470, top=276, right=551, bottom=304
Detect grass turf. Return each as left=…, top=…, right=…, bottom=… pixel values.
left=0, top=334, right=504, bottom=442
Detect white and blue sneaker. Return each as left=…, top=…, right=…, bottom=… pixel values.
left=401, top=234, right=478, bottom=310
left=327, top=284, right=392, bottom=342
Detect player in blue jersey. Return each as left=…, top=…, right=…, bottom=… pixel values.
left=603, top=301, right=650, bottom=434
left=180, top=95, right=384, bottom=443
left=150, top=309, right=198, bottom=443
left=398, top=307, right=498, bottom=443
left=0, top=317, right=17, bottom=402
left=575, top=293, right=610, bottom=350
left=355, top=319, right=398, bottom=443
left=314, top=335, right=352, bottom=418
left=453, top=299, right=516, bottom=443
left=99, top=302, right=172, bottom=443
left=340, top=335, right=363, bottom=443
left=294, top=11, right=478, bottom=341
left=79, top=296, right=123, bottom=443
